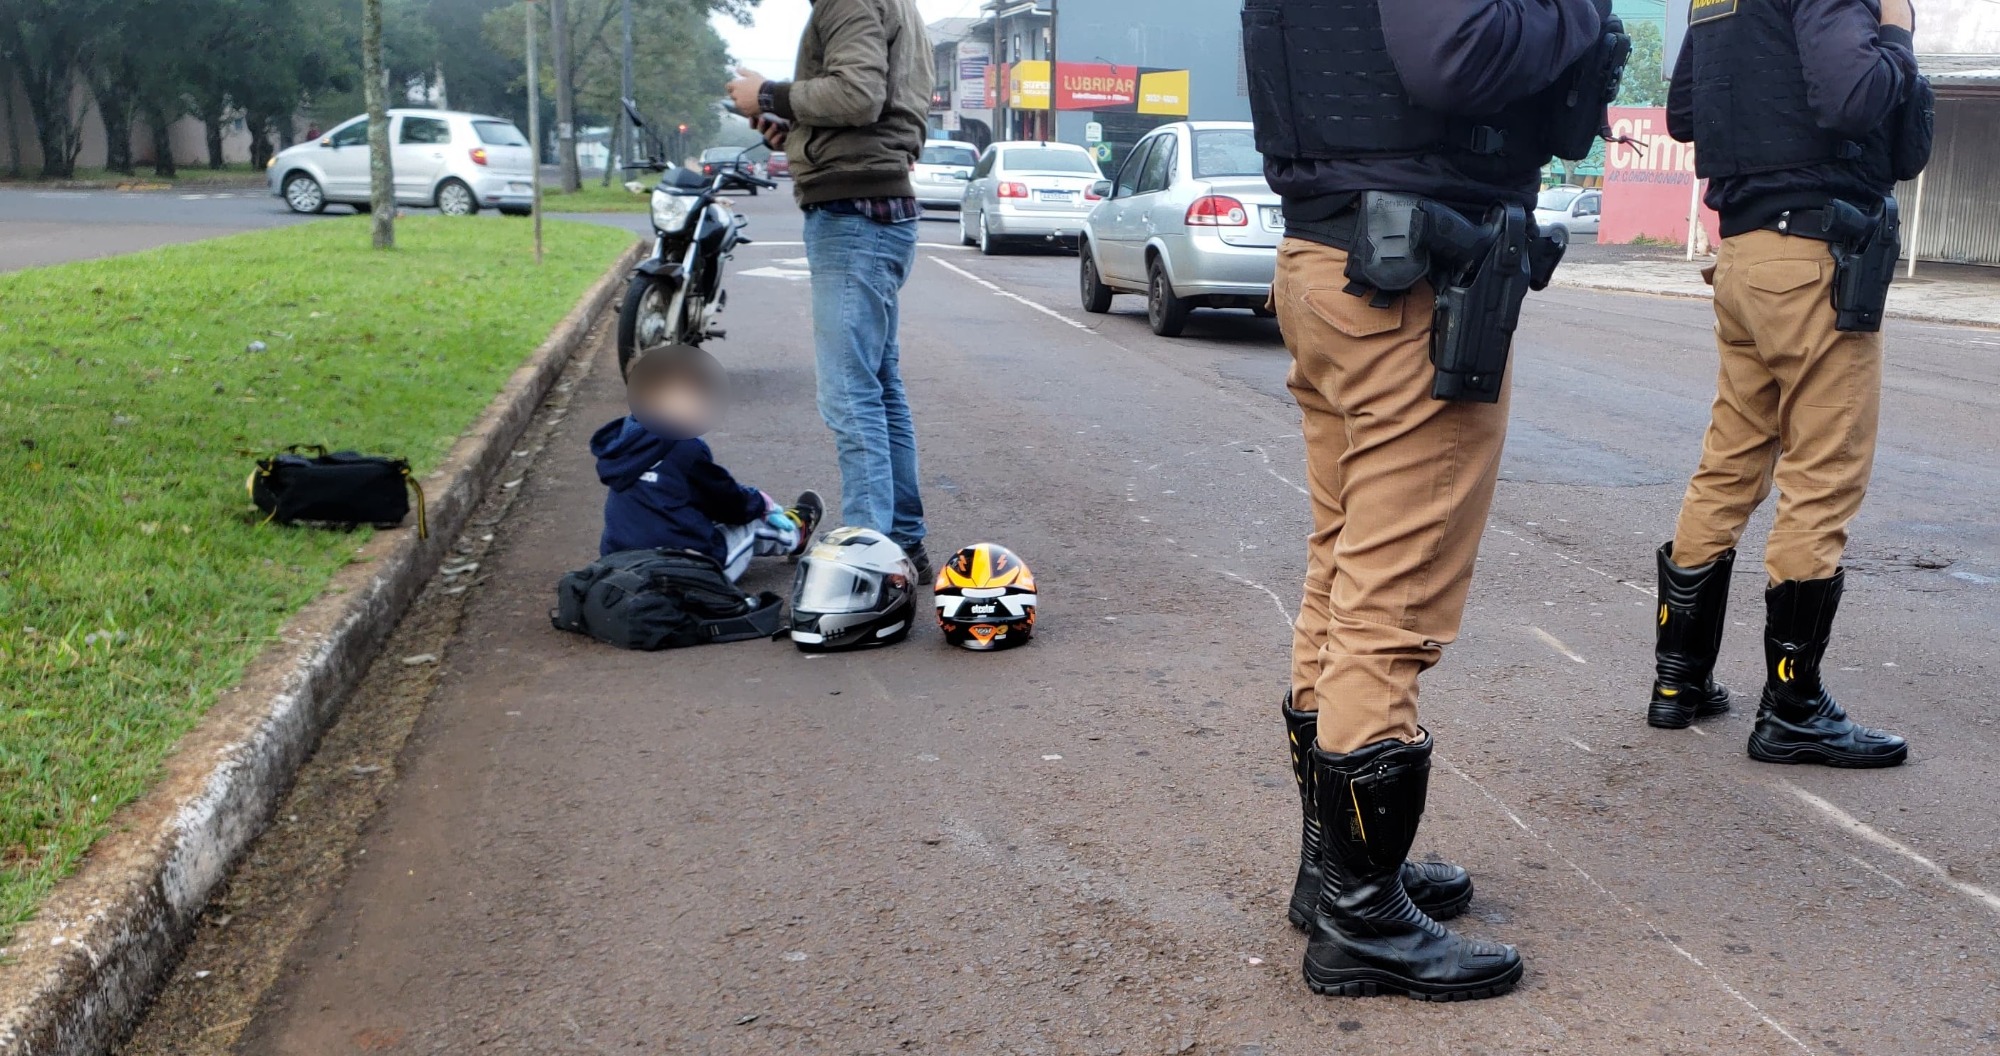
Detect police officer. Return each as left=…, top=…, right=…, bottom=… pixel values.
left=1646, top=0, right=1925, bottom=770
left=1243, top=0, right=1614, bottom=1000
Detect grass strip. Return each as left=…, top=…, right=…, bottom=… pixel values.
left=541, top=183, right=654, bottom=213
left=0, top=215, right=632, bottom=940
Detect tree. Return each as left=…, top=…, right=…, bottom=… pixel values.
left=0, top=0, right=114, bottom=177
left=1617, top=19, right=1669, bottom=109
left=363, top=0, right=395, bottom=248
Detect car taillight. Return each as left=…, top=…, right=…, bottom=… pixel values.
left=997, top=181, right=1029, bottom=199
left=469, top=147, right=489, bottom=166
left=1186, top=195, right=1249, bottom=227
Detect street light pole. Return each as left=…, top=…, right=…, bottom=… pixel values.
left=1046, top=0, right=1058, bottom=141
left=622, top=0, right=636, bottom=164
left=526, top=0, right=544, bottom=265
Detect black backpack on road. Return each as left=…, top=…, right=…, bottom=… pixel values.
left=551, top=548, right=783, bottom=650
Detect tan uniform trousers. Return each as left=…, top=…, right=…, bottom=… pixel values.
left=1274, top=238, right=1512, bottom=754
left=1671, top=230, right=1883, bottom=584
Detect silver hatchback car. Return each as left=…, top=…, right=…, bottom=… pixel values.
left=1079, top=121, right=1281, bottom=336
left=959, top=141, right=1104, bottom=254
left=268, top=108, right=535, bottom=216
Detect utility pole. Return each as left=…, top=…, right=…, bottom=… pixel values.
left=362, top=0, right=395, bottom=249
left=1046, top=0, right=1058, bottom=141
left=526, top=0, right=544, bottom=264
left=603, top=0, right=634, bottom=188
left=550, top=0, right=581, bottom=193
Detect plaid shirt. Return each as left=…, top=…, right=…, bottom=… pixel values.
left=812, top=196, right=923, bottom=224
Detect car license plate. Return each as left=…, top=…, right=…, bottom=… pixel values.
left=509, top=182, right=531, bottom=192
left=1038, top=190, right=1076, bottom=203
left=1261, top=206, right=1283, bottom=230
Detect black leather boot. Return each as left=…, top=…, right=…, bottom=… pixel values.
left=1648, top=543, right=1735, bottom=729
left=1282, top=697, right=1472, bottom=930
left=1303, top=733, right=1522, bottom=1000
left=1747, top=572, right=1907, bottom=768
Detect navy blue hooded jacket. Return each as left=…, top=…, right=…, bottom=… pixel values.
left=591, top=416, right=766, bottom=560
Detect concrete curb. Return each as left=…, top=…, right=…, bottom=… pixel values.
left=1551, top=272, right=2000, bottom=330
left=0, top=239, right=645, bottom=1056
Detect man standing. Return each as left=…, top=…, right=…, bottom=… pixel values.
left=1645, top=0, right=1925, bottom=770
left=728, top=0, right=935, bottom=580
left=1243, top=0, right=1613, bottom=1000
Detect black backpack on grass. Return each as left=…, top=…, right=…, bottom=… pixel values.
left=551, top=548, right=783, bottom=650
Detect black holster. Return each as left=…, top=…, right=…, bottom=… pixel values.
left=1342, top=192, right=1432, bottom=307
left=1825, top=197, right=1899, bottom=333
left=1429, top=204, right=1559, bottom=404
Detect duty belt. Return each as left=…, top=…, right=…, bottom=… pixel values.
left=1284, top=207, right=1361, bottom=251
left=1760, top=208, right=1841, bottom=243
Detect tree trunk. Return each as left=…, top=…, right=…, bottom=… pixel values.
left=146, top=108, right=178, bottom=177
left=204, top=110, right=226, bottom=169
left=20, top=66, right=87, bottom=178
left=363, top=0, right=395, bottom=249
left=3, top=73, right=22, bottom=177
left=550, top=0, right=580, bottom=192
left=91, top=75, right=137, bottom=175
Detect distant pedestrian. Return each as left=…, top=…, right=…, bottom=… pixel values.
left=1644, top=0, right=1927, bottom=768
left=726, top=0, right=936, bottom=582
left=305, top=123, right=323, bottom=141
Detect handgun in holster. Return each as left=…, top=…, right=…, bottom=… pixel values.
left=1817, top=198, right=1900, bottom=333
left=1427, top=205, right=1568, bottom=403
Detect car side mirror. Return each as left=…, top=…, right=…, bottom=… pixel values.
left=1091, top=180, right=1112, bottom=199
left=319, top=138, right=333, bottom=148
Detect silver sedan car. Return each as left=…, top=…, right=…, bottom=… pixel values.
left=958, top=141, right=1104, bottom=255
left=911, top=139, right=981, bottom=209
left=1078, top=121, right=1280, bottom=336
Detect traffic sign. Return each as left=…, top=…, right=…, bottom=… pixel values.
left=1084, top=121, right=1103, bottom=144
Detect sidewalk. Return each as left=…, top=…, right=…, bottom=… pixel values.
left=1553, top=243, right=2000, bottom=328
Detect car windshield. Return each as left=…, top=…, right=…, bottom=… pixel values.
left=920, top=143, right=978, bottom=167
left=1191, top=129, right=1261, bottom=178
left=1537, top=187, right=1583, bottom=211
left=473, top=121, right=528, bottom=147
left=1001, top=148, right=1097, bottom=175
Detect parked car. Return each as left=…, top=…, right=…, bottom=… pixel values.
left=1535, top=185, right=1601, bottom=241
left=269, top=109, right=534, bottom=216
left=700, top=147, right=762, bottom=194
left=959, top=141, right=1103, bottom=254
left=1078, top=121, right=1280, bottom=336
left=766, top=152, right=790, bottom=178
left=912, top=139, right=980, bottom=209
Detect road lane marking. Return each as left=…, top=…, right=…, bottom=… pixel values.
left=928, top=255, right=1093, bottom=331
left=1213, top=569, right=1296, bottom=628
left=1562, top=736, right=1595, bottom=753
left=1440, top=758, right=1816, bottom=1055
left=1531, top=626, right=1589, bottom=664
left=1781, top=781, right=2000, bottom=917
left=1489, top=525, right=1656, bottom=599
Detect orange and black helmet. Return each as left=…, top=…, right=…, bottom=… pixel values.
left=933, top=543, right=1037, bottom=650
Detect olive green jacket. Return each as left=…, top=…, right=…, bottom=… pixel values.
left=767, top=0, right=933, bottom=205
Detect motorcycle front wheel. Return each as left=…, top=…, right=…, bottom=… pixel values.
left=616, top=273, right=695, bottom=378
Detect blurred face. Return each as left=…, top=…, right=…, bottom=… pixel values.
left=626, top=344, right=725, bottom=437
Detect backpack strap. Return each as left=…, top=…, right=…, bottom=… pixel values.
left=699, top=591, right=785, bottom=643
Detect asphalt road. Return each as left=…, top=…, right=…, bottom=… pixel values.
left=121, top=192, right=2000, bottom=1055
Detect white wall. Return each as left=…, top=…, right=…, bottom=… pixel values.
left=1915, top=0, right=2000, bottom=53
left=4, top=71, right=260, bottom=174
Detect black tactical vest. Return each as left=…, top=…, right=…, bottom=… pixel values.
left=1241, top=0, right=1572, bottom=182
left=1688, top=0, right=1891, bottom=183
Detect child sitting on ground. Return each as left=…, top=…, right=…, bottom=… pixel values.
left=592, top=345, right=821, bottom=582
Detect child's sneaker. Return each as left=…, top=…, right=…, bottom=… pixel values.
left=784, top=490, right=824, bottom=559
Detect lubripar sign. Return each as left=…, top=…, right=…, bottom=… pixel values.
left=1599, top=107, right=1721, bottom=246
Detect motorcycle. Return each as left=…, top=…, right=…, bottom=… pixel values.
left=615, top=100, right=778, bottom=377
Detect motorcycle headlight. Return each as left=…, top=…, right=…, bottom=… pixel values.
left=651, top=188, right=696, bottom=232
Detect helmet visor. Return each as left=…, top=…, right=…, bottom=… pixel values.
left=793, top=563, right=886, bottom=615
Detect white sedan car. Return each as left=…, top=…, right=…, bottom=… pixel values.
left=268, top=108, right=535, bottom=216
left=912, top=139, right=981, bottom=209
left=958, top=141, right=1104, bottom=255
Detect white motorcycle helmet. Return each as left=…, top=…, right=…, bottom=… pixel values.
left=789, top=527, right=917, bottom=651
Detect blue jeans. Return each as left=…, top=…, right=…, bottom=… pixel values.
left=803, top=208, right=925, bottom=548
